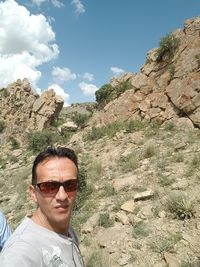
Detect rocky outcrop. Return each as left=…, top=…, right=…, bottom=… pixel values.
left=0, top=78, right=64, bottom=142
left=91, top=17, right=200, bottom=128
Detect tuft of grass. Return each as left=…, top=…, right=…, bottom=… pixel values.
left=86, top=250, right=110, bottom=267
left=167, top=193, right=195, bottom=220
left=158, top=174, right=175, bottom=187
left=98, top=213, right=114, bottom=228
left=143, top=143, right=156, bottom=158
left=150, top=232, right=182, bottom=254
left=119, top=152, right=140, bottom=172
left=0, top=120, right=6, bottom=133
left=84, top=120, right=147, bottom=141
left=87, top=160, right=103, bottom=181
left=156, top=33, right=180, bottom=62
left=132, top=222, right=150, bottom=239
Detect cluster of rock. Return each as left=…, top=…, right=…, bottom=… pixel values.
left=92, top=17, right=200, bottom=129
left=0, top=79, right=64, bottom=143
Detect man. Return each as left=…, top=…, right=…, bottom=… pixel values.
left=0, top=211, right=11, bottom=251
left=0, top=146, right=85, bottom=267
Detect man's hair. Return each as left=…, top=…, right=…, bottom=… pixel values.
left=32, top=146, right=78, bottom=185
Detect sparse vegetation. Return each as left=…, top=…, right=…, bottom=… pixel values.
left=149, top=232, right=182, bottom=254
left=119, top=152, right=140, bottom=172
left=156, top=33, right=179, bottom=62
left=167, top=193, right=195, bottom=220
left=98, top=213, right=114, bottom=228
left=0, top=120, right=6, bottom=133
left=28, top=129, right=61, bottom=152
left=71, top=112, right=91, bottom=128
left=84, top=120, right=146, bottom=141
left=10, top=137, right=20, bottom=150
left=95, top=80, right=132, bottom=107
left=86, top=251, right=109, bottom=267
left=132, top=222, right=150, bottom=239
left=143, top=142, right=156, bottom=158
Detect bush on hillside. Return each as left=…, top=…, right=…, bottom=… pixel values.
left=156, top=33, right=180, bottom=62
left=95, top=80, right=132, bottom=107
left=0, top=120, right=6, bottom=133
left=28, top=129, right=57, bottom=152
left=71, top=112, right=91, bottom=128
left=0, top=88, right=8, bottom=99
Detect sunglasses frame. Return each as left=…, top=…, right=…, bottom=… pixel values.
left=34, top=179, right=78, bottom=196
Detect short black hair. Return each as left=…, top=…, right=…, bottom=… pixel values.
left=32, top=146, right=78, bottom=185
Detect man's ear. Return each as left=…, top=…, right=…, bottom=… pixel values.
left=29, top=185, right=38, bottom=204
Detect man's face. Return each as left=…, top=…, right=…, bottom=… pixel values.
left=30, top=157, right=78, bottom=234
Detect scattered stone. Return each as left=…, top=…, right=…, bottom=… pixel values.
left=121, top=200, right=135, bottom=213
left=134, top=190, right=154, bottom=201
left=138, top=205, right=153, bottom=219
left=117, top=254, right=131, bottom=266
left=112, top=175, right=137, bottom=192
left=163, top=252, right=179, bottom=267
left=115, top=212, right=130, bottom=225
left=158, top=211, right=166, bottom=218
left=82, top=213, right=99, bottom=233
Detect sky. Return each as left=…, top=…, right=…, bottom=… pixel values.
left=0, top=0, right=200, bottom=106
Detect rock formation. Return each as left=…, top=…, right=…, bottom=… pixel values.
left=0, top=78, right=64, bottom=143
left=92, top=17, right=200, bottom=129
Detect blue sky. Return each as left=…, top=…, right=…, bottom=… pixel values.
left=0, top=0, right=200, bottom=105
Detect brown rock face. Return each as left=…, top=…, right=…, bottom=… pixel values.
left=0, top=78, right=64, bottom=142
left=92, top=16, right=200, bottom=128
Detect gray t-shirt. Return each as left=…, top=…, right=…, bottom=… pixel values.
left=0, top=217, right=85, bottom=267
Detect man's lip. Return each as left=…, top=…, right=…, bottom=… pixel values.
left=55, top=205, right=69, bottom=209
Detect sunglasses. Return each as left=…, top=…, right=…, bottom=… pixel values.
left=34, top=179, right=78, bottom=196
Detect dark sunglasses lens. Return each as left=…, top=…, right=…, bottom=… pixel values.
left=63, top=180, right=78, bottom=192
left=38, top=182, right=60, bottom=195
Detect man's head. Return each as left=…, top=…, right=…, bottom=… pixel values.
left=29, top=146, right=78, bottom=235
left=32, top=146, right=78, bottom=185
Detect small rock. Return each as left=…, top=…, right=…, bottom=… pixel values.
left=112, top=175, right=137, bottom=192
left=115, top=212, right=130, bottom=225
left=158, top=210, right=166, bottom=218
left=163, top=252, right=179, bottom=267
left=134, top=190, right=154, bottom=201
left=121, top=200, right=135, bottom=213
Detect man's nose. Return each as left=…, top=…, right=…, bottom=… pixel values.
left=55, top=185, right=69, bottom=200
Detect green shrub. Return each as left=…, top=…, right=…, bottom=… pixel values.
left=0, top=88, right=8, bottom=98
left=156, top=33, right=180, bottom=62
left=95, top=80, right=132, bottom=107
left=0, top=120, right=6, bottom=133
left=84, top=120, right=146, bottom=141
left=86, top=251, right=107, bottom=267
left=71, top=112, right=91, bottom=128
left=143, top=143, right=156, bottom=158
left=119, top=152, right=140, bottom=172
left=95, top=84, right=113, bottom=107
left=75, top=166, right=92, bottom=211
left=28, top=130, right=57, bottom=152
left=150, top=232, right=182, bottom=254
left=10, top=137, right=20, bottom=150
left=98, top=213, right=114, bottom=228
left=132, top=222, right=150, bottom=239
left=167, top=193, right=195, bottom=220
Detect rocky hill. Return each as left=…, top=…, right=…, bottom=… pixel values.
left=1, top=16, right=200, bottom=267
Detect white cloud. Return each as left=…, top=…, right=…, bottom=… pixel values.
left=71, top=0, right=85, bottom=15
left=78, top=82, right=98, bottom=96
left=48, top=84, right=70, bottom=106
left=52, top=67, right=76, bottom=84
left=110, top=66, right=125, bottom=75
left=0, top=0, right=59, bottom=89
left=31, top=0, right=46, bottom=6
left=51, top=0, right=64, bottom=8
left=83, top=72, right=94, bottom=81
left=31, top=0, right=64, bottom=8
